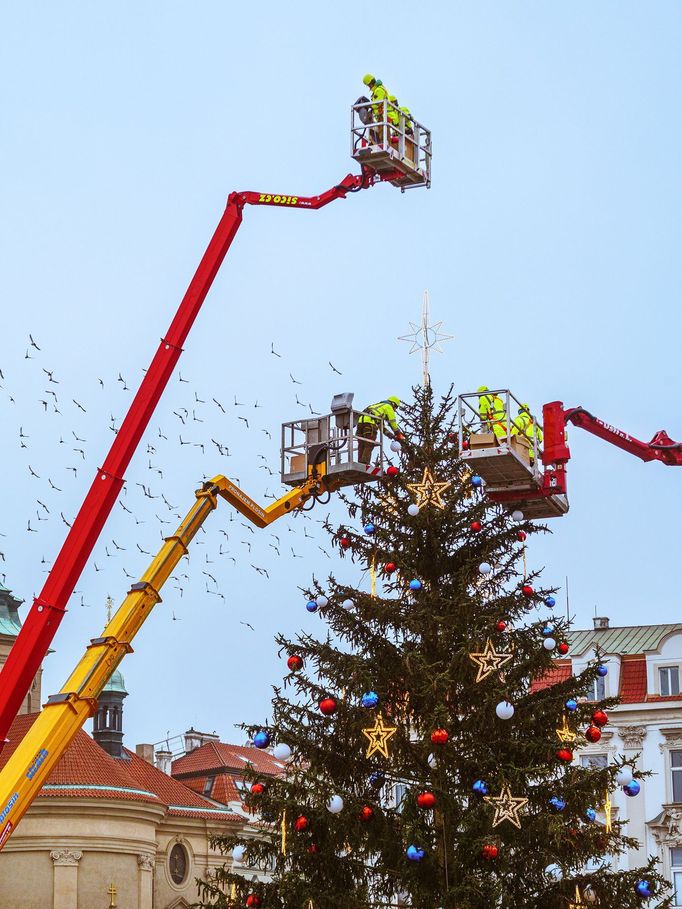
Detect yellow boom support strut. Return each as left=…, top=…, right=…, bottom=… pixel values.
left=0, top=472, right=323, bottom=848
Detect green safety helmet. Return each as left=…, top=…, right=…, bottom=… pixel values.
left=477, top=385, right=489, bottom=393
left=388, top=395, right=401, bottom=408
left=363, top=74, right=376, bottom=86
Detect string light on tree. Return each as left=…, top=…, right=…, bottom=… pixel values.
left=406, top=467, right=452, bottom=510
left=468, top=639, right=514, bottom=682
left=483, top=784, right=529, bottom=829
left=362, top=714, right=397, bottom=759
left=397, top=290, right=453, bottom=386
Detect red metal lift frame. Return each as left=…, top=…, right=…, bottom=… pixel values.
left=0, top=167, right=401, bottom=749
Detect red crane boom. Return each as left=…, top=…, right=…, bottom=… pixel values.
left=0, top=167, right=402, bottom=750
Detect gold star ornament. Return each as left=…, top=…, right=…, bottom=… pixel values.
left=362, top=714, right=397, bottom=759
left=484, top=784, right=528, bottom=829
left=468, top=639, right=513, bottom=683
left=556, top=715, right=577, bottom=743
left=406, top=467, right=452, bottom=510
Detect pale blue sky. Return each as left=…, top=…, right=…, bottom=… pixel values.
left=1, top=2, right=680, bottom=749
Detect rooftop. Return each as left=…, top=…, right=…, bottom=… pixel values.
left=172, top=740, right=286, bottom=779
left=568, top=623, right=682, bottom=657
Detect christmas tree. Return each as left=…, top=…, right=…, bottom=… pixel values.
left=197, top=386, right=669, bottom=909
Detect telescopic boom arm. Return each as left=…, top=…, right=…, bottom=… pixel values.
left=0, top=167, right=401, bottom=750
left=0, top=473, right=326, bottom=848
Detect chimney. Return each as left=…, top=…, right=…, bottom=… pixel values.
left=593, top=616, right=610, bottom=630
left=136, top=743, right=154, bottom=763
left=155, top=748, right=173, bottom=775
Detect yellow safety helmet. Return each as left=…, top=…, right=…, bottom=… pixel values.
left=519, top=402, right=530, bottom=412
left=388, top=395, right=401, bottom=408
left=477, top=385, right=489, bottom=393
left=389, top=95, right=398, bottom=103
left=363, top=74, right=376, bottom=86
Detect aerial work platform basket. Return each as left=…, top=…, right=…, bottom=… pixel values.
left=351, top=100, right=432, bottom=189
left=457, top=390, right=569, bottom=520
left=281, top=393, right=386, bottom=490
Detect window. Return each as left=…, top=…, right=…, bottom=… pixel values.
left=392, top=784, right=408, bottom=812
left=169, top=843, right=189, bottom=885
left=591, top=676, right=606, bottom=701
left=581, top=754, right=608, bottom=770
left=671, top=751, right=682, bottom=802
left=672, top=847, right=682, bottom=905
left=203, top=777, right=214, bottom=796
left=660, top=667, right=680, bottom=697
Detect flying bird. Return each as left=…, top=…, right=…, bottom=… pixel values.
left=29, top=334, right=41, bottom=350
left=72, top=399, right=86, bottom=413
left=329, top=361, right=342, bottom=375
left=60, top=512, right=72, bottom=527
left=238, top=416, right=249, bottom=428
left=212, top=398, right=225, bottom=413
left=28, top=465, right=40, bottom=478
left=289, top=373, right=302, bottom=385
left=48, top=478, right=62, bottom=492
left=270, top=342, right=281, bottom=358
left=42, top=368, right=58, bottom=383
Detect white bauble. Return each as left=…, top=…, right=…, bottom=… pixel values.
left=582, top=885, right=598, bottom=904
left=511, top=510, right=524, bottom=522
left=479, top=562, right=492, bottom=575
left=615, top=766, right=633, bottom=786
left=408, top=504, right=420, bottom=517
left=545, top=863, right=562, bottom=882
left=495, top=700, right=515, bottom=720
left=327, top=795, right=344, bottom=814
left=232, top=845, right=246, bottom=863
left=342, top=598, right=355, bottom=609
left=315, top=594, right=329, bottom=608
left=273, top=743, right=292, bottom=762
left=427, top=752, right=437, bottom=769
left=390, top=439, right=402, bottom=452
left=543, top=638, right=556, bottom=651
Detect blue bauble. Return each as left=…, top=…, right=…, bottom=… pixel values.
left=364, top=523, right=375, bottom=535
left=406, top=845, right=425, bottom=862
left=253, top=730, right=270, bottom=749
left=472, top=779, right=489, bottom=796
left=542, top=624, right=555, bottom=636
left=409, top=579, right=422, bottom=591
left=624, top=780, right=641, bottom=797
left=471, top=475, right=483, bottom=488
left=545, top=596, right=556, bottom=608
left=361, top=691, right=380, bottom=708
left=549, top=796, right=566, bottom=812
left=565, top=698, right=578, bottom=712
left=306, top=600, right=318, bottom=613
left=636, top=880, right=652, bottom=899
left=369, top=771, right=385, bottom=788
left=585, top=808, right=597, bottom=822
left=597, top=664, right=608, bottom=677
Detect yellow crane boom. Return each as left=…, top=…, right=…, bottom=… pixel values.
left=0, top=473, right=323, bottom=849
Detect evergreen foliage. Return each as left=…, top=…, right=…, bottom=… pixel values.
left=198, top=386, right=669, bottom=909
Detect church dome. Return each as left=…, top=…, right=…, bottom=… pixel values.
left=103, top=670, right=127, bottom=695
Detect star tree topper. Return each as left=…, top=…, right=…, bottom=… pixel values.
left=468, top=639, right=514, bottom=682
left=406, top=467, right=452, bottom=510
left=484, top=783, right=529, bottom=829
left=362, top=714, right=397, bottom=759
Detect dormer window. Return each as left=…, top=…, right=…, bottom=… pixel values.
left=591, top=676, right=606, bottom=701
left=660, top=666, right=680, bottom=697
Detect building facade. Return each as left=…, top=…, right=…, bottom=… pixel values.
left=535, top=617, right=682, bottom=904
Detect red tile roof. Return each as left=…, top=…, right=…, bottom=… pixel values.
left=0, top=714, right=241, bottom=821
left=619, top=656, right=647, bottom=704
left=530, top=660, right=572, bottom=693
left=172, top=741, right=284, bottom=778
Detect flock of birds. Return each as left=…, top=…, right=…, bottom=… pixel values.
left=1, top=334, right=354, bottom=630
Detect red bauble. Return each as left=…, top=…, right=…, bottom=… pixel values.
left=496, top=620, right=507, bottom=632
left=246, top=895, right=261, bottom=908
left=359, top=805, right=374, bottom=821
left=287, top=654, right=303, bottom=671
left=384, top=562, right=397, bottom=574
left=417, top=791, right=436, bottom=809
left=307, top=843, right=319, bottom=854
left=462, top=439, right=470, bottom=450
left=522, top=584, right=534, bottom=597
left=294, top=815, right=310, bottom=832
left=557, top=748, right=574, bottom=763
left=386, top=465, right=400, bottom=477
left=517, top=530, right=527, bottom=542
left=250, top=782, right=265, bottom=795
left=431, top=728, right=449, bottom=745
left=585, top=724, right=602, bottom=743
left=591, top=709, right=608, bottom=728
left=482, top=843, right=498, bottom=860
left=319, top=697, right=337, bottom=716
left=557, top=642, right=570, bottom=655
left=339, top=537, right=351, bottom=549
left=448, top=432, right=457, bottom=442
left=470, top=520, right=482, bottom=532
